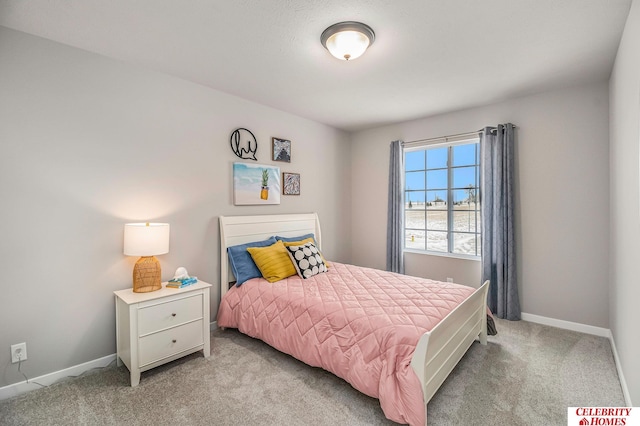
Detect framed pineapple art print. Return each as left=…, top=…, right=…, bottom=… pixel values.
left=233, top=162, right=281, bottom=205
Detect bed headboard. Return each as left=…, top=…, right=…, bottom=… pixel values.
left=218, top=213, right=321, bottom=298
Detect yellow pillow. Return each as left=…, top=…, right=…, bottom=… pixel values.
left=283, top=238, right=329, bottom=267
left=247, top=240, right=297, bottom=283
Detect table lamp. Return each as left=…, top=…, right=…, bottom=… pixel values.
left=124, top=223, right=170, bottom=293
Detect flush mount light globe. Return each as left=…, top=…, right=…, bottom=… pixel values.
left=321, top=21, right=375, bottom=61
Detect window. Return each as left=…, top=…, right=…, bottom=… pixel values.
left=404, top=138, right=481, bottom=257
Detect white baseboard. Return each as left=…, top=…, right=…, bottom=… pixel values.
left=0, top=353, right=116, bottom=401
left=521, top=312, right=631, bottom=406
left=521, top=312, right=610, bottom=337
left=608, top=331, right=632, bottom=407
left=210, top=320, right=218, bottom=331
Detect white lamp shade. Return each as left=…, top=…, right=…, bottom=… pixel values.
left=124, top=223, right=170, bottom=256
left=325, top=31, right=370, bottom=61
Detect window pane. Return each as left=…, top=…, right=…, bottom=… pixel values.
left=452, top=188, right=478, bottom=205
left=405, top=210, right=425, bottom=229
left=426, top=190, right=447, bottom=206
left=405, top=151, right=425, bottom=171
left=426, top=147, right=447, bottom=169
left=453, top=210, right=477, bottom=232
left=405, top=171, right=425, bottom=190
left=453, top=232, right=477, bottom=255
left=426, top=169, right=447, bottom=190
left=426, top=210, right=447, bottom=231
left=452, top=166, right=476, bottom=188
left=426, top=231, right=448, bottom=252
left=452, top=144, right=477, bottom=167
left=405, top=230, right=425, bottom=250
left=405, top=191, right=425, bottom=209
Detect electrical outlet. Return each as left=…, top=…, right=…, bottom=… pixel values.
left=446, top=277, right=454, bottom=283
left=11, top=342, right=27, bottom=364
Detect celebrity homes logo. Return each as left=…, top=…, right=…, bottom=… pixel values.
left=568, top=407, right=639, bottom=425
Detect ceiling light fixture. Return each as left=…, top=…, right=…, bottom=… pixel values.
left=321, top=21, right=375, bottom=61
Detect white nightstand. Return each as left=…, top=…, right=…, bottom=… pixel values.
left=114, top=280, right=211, bottom=386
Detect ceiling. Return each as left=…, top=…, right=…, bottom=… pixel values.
left=0, top=0, right=633, bottom=132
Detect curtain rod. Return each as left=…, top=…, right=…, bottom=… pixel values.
left=403, top=130, right=480, bottom=145
left=402, top=124, right=517, bottom=146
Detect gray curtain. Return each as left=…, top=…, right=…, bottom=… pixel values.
left=480, top=124, right=520, bottom=320
left=386, top=140, right=404, bottom=274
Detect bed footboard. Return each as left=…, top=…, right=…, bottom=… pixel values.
left=410, top=280, right=490, bottom=410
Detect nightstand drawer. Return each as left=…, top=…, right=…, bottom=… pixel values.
left=138, top=294, right=203, bottom=336
left=138, top=320, right=204, bottom=367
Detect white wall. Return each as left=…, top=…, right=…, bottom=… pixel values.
left=609, top=0, right=640, bottom=405
left=0, top=27, right=351, bottom=387
left=404, top=252, right=481, bottom=288
left=350, top=82, right=610, bottom=327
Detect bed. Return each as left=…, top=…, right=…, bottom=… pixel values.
left=217, top=213, right=489, bottom=425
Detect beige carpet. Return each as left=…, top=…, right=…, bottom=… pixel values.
left=0, top=319, right=624, bottom=425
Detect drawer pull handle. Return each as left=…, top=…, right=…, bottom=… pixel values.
left=172, top=339, right=177, bottom=343
left=171, top=313, right=176, bottom=317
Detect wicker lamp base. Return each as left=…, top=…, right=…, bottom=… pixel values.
left=132, top=256, right=162, bottom=293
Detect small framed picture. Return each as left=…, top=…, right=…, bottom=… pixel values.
left=272, top=137, right=291, bottom=162
left=283, top=172, right=300, bottom=195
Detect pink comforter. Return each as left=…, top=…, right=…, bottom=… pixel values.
left=217, top=262, right=476, bottom=425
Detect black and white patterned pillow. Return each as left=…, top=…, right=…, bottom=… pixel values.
left=285, top=242, right=327, bottom=279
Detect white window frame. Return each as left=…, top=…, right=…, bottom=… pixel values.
left=403, top=136, right=481, bottom=259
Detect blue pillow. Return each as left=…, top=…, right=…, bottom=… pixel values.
left=228, top=237, right=277, bottom=286
left=275, top=233, right=317, bottom=245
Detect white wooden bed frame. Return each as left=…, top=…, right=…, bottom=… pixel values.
left=219, top=213, right=489, bottom=421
